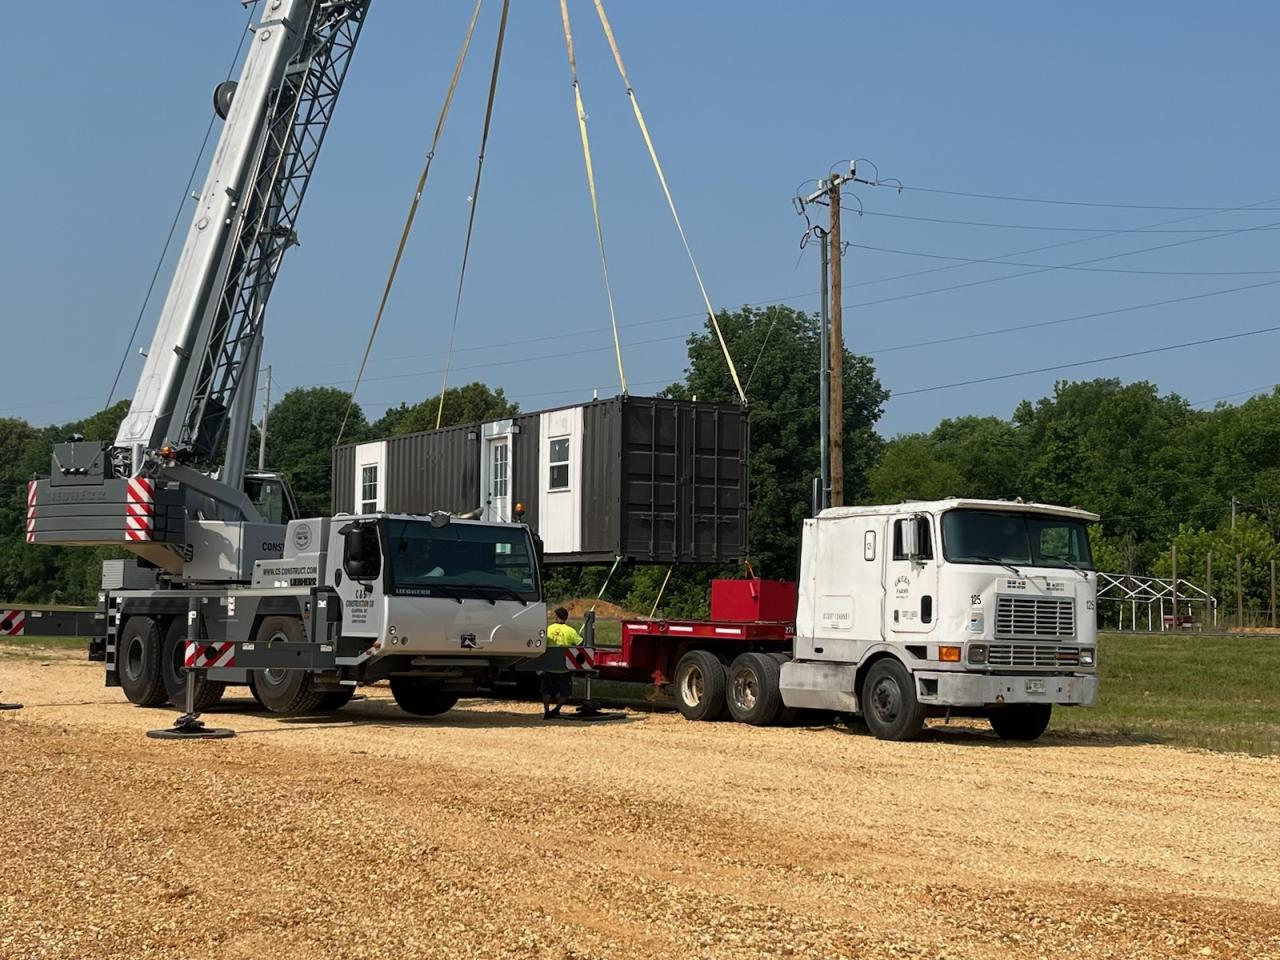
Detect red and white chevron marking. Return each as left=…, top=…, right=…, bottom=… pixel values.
left=564, top=645, right=596, bottom=672
left=25, top=481, right=36, bottom=543
left=125, top=477, right=154, bottom=542
left=183, top=640, right=236, bottom=669
left=0, top=610, right=25, bottom=637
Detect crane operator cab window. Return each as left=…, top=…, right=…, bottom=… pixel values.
left=385, top=518, right=541, bottom=603
left=243, top=475, right=297, bottom=526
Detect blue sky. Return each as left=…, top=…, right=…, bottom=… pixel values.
left=2, top=1, right=1276, bottom=437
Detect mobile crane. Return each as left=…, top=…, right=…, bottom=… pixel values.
left=25, top=0, right=549, bottom=718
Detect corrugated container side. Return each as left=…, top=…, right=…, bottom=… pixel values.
left=331, top=444, right=355, bottom=515
left=619, top=397, right=748, bottom=563
left=386, top=426, right=479, bottom=515
left=511, top=412, right=540, bottom=531
left=581, top=398, right=621, bottom=555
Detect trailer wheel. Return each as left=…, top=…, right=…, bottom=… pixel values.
left=988, top=704, right=1052, bottom=741
left=161, top=618, right=226, bottom=712
left=390, top=677, right=459, bottom=717
left=725, top=652, right=784, bottom=726
left=672, top=650, right=727, bottom=721
left=117, top=616, right=168, bottom=707
left=249, top=617, right=324, bottom=715
left=860, top=658, right=926, bottom=741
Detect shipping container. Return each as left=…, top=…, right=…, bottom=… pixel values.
left=332, top=396, right=748, bottom=564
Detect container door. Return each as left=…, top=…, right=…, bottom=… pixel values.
left=480, top=421, right=514, bottom=522
left=884, top=513, right=939, bottom=636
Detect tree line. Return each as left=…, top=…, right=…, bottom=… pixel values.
left=4, top=303, right=1278, bottom=625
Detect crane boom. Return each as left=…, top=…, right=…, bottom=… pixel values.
left=117, top=0, right=368, bottom=480
left=28, top=0, right=370, bottom=574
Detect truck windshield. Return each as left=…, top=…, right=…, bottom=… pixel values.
left=384, top=519, right=540, bottom=602
left=941, top=510, right=1094, bottom=571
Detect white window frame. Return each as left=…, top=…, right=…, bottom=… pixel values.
left=548, top=435, right=571, bottom=492
left=491, top=441, right=509, bottom=499
left=360, top=463, right=379, bottom=515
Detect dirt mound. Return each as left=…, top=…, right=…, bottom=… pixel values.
left=554, top=597, right=641, bottom=620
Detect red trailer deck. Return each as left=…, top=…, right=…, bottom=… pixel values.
left=590, top=581, right=797, bottom=721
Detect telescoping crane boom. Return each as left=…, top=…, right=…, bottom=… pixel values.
left=24, top=2, right=557, bottom=724
left=28, top=0, right=370, bottom=573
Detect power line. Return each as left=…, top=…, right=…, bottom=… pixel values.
left=857, top=207, right=1280, bottom=234
left=846, top=217, right=1280, bottom=312
left=899, top=184, right=1280, bottom=212
left=848, top=239, right=1280, bottom=277
left=893, top=323, right=1280, bottom=398
left=868, top=280, right=1280, bottom=354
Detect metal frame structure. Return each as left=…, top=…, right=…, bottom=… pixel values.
left=1096, top=572, right=1218, bottom=631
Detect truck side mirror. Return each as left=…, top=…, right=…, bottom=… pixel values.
left=902, top=517, right=920, bottom=562
left=343, top=524, right=381, bottom=582
left=533, top=534, right=544, bottom=566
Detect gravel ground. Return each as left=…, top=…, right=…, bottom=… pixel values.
left=1, top=649, right=1278, bottom=960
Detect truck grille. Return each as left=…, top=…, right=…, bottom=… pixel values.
left=987, top=644, right=1081, bottom=668
left=995, top=596, right=1075, bottom=639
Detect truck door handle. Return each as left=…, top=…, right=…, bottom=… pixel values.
left=921, top=595, right=933, bottom=625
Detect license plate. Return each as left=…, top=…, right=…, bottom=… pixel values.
left=1025, top=678, right=1046, bottom=695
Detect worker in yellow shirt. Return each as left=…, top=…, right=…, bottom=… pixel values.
left=542, top=606, right=581, bottom=719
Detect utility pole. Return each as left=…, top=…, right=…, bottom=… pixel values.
left=799, top=159, right=898, bottom=509
left=257, top=365, right=271, bottom=473
left=828, top=178, right=844, bottom=506
left=818, top=227, right=830, bottom=512
left=1236, top=553, right=1244, bottom=628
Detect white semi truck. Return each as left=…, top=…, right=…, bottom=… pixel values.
left=25, top=1, right=551, bottom=724
left=617, top=498, right=1100, bottom=741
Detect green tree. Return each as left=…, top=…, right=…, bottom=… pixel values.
left=266, top=387, right=366, bottom=516
left=370, top=382, right=519, bottom=437
left=666, top=304, right=888, bottom=576
left=867, top=435, right=964, bottom=503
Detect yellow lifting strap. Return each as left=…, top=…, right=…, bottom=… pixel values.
left=437, top=0, right=512, bottom=430
left=559, top=0, right=627, bottom=396
left=336, top=0, right=485, bottom=447
left=591, top=0, right=748, bottom=407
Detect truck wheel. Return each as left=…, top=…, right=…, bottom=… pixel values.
left=316, top=688, right=356, bottom=712
left=672, top=650, right=727, bottom=721
left=161, top=618, right=226, bottom=711
left=117, top=616, right=168, bottom=707
left=860, top=659, right=926, bottom=741
left=250, top=617, right=324, bottom=715
left=725, top=652, right=783, bottom=726
left=390, top=677, right=459, bottom=716
left=989, top=704, right=1052, bottom=741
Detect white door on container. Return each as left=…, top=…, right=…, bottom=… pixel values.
left=485, top=436, right=511, bottom=522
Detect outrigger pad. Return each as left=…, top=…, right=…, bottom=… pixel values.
left=146, top=713, right=235, bottom=740
left=559, top=702, right=627, bottom=723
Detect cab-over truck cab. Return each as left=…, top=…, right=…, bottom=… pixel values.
left=779, top=499, right=1099, bottom=740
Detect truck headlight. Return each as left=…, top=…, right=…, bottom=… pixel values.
left=968, top=644, right=987, bottom=665
left=1080, top=648, right=1095, bottom=666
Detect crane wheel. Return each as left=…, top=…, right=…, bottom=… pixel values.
left=988, top=704, right=1053, bottom=741
left=117, top=616, right=168, bottom=707
left=316, top=688, right=356, bottom=712
left=725, top=652, right=784, bottom=726
left=161, top=618, right=226, bottom=711
left=672, top=650, right=727, bottom=721
left=390, top=677, right=459, bottom=716
left=249, top=617, right=324, bottom=715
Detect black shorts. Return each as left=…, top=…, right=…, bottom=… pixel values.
left=540, top=672, right=573, bottom=698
